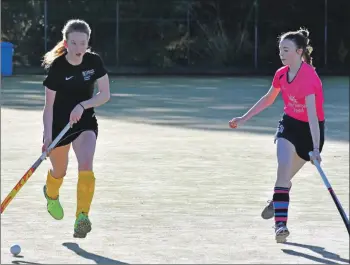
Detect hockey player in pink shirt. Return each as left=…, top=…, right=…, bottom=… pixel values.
left=229, top=28, right=325, bottom=243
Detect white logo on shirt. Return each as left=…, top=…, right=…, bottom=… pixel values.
left=287, top=94, right=306, bottom=113
left=288, top=94, right=298, bottom=104
left=65, top=76, right=74, bottom=80
left=82, top=69, right=95, bottom=81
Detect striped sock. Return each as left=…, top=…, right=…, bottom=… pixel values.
left=273, top=187, right=290, bottom=225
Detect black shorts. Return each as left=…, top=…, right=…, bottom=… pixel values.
left=274, top=114, right=325, bottom=161
left=49, top=113, right=98, bottom=148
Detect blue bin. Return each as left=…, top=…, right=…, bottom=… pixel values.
left=1, top=42, right=14, bottom=76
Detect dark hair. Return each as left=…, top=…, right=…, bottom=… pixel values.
left=279, top=28, right=314, bottom=66
left=42, top=19, right=91, bottom=69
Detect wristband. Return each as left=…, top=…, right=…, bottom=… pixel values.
left=79, top=103, right=85, bottom=110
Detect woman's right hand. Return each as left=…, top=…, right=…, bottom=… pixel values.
left=229, top=116, right=246, bottom=129
left=42, top=135, right=52, bottom=155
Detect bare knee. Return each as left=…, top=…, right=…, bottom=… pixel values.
left=276, top=161, right=292, bottom=187
left=49, top=145, right=70, bottom=178
left=73, top=131, right=96, bottom=172
left=78, top=159, right=93, bottom=171
left=276, top=155, right=296, bottom=187
left=275, top=138, right=295, bottom=187
left=51, top=168, right=67, bottom=179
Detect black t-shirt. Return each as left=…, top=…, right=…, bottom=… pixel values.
left=43, top=52, right=107, bottom=125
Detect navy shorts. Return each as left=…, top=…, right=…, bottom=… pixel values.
left=274, top=114, right=325, bottom=161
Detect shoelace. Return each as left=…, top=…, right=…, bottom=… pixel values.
left=273, top=222, right=288, bottom=230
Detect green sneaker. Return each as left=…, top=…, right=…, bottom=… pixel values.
left=73, top=213, right=92, bottom=238
left=43, top=185, right=64, bottom=220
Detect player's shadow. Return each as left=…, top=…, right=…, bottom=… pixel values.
left=281, top=242, right=350, bottom=264
left=12, top=261, right=42, bottom=265
left=12, top=255, right=43, bottom=265
left=62, top=242, right=128, bottom=264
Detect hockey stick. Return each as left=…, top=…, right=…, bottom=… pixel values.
left=1, top=123, right=71, bottom=214
left=309, top=151, right=350, bottom=235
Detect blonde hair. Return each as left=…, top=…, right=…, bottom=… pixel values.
left=42, top=19, right=91, bottom=69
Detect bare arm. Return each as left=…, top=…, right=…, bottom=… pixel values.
left=43, top=87, right=56, bottom=139
left=242, top=86, right=280, bottom=121
left=80, top=74, right=110, bottom=109
left=306, top=94, right=320, bottom=149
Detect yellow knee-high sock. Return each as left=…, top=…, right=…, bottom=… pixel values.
left=46, top=170, right=64, bottom=199
left=76, top=171, right=95, bottom=218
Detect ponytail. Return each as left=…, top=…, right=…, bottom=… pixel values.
left=42, top=40, right=66, bottom=69
left=298, top=29, right=314, bottom=67
left=303, top=45, right=313, bottom=67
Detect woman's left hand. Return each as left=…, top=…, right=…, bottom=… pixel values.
left=310, top=148, right=322, bottom=165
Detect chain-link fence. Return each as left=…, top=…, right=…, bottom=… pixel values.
left=1, top=0, right=349, bottom=74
